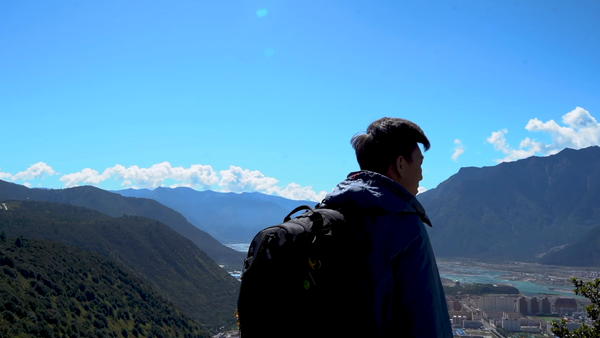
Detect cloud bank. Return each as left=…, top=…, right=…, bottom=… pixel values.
left=487, top=107, right=600, bottom=162
left=57, top=162, right=327, bottom=202
left=0, top=162, right=327, bottom=201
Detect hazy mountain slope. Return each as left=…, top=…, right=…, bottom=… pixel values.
left=418, top=146, right=600, bottom=262
left=539, top=224, right=600, bottom=266
left=115, top=187, right=313, bottom=244
left=0, top=200, right=240, bottom=332
left=0, top=237, right=207, bottom=338
left=0, top=180, right=245, bottom=268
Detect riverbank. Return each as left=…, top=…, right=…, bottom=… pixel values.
left=438, top=258, right=600, bottom=297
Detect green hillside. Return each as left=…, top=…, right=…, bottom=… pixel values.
left=0, top=237, right=207, bottom=338
left=0, top=200, right=240, bottom=333
left=0, top=180, right=245, bottom=269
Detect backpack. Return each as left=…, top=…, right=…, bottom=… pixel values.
left=236, top=203, right=378, bottom=338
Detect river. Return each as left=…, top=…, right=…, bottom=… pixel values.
left=437, top=261, right=578, bottom=297
left=226, top=243, right=581, bottom=297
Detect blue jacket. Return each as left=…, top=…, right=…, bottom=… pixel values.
left=321, top=171, right=452, bottom=337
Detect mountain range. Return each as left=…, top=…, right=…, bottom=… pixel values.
left=1, top=144, right=599, bottom=335
left=114, top=187, right=313, bottom=244
left=0, top=145, right=599, bottom=336
left=109, top=146, right=600, bottom=266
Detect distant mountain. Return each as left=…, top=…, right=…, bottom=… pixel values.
left=0, top=237, right=207, bottom=338
left=0, top=200, right=240, bottom=332
left=0, top=180, right=245, bottom=268
left=418, top=146, right=600, bottom=263
left=114, top=187, right=314, bottom=244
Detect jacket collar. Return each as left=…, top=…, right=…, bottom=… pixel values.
left=323, top=170, right=432, bottom=227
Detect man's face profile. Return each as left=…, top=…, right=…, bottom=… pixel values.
left=397, top=145, right=424, bottom=196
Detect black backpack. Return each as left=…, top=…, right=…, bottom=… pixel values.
left=236, top=203, right=379, bottom=338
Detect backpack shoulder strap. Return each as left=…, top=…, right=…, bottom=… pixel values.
left=283, top=205, right=315, bottom=222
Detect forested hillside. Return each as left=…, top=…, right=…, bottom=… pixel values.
left=0, top=200, right=239, bottom=332
left=0, top=237, right=207, bottom=338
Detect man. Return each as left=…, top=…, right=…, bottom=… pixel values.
left=320, top=117, right=452, bottom=337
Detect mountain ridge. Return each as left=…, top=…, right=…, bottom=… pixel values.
left=418, top=146, right=600, bottom=263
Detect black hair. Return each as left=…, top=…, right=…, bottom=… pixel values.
left=351, top=117, right=430, bottom=175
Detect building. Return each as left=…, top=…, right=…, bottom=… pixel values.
left=520, top=318, right=546, bottom=329
left=516, top=296, right=552, bottom=315
left=449, top=311, right=473, bottom=320
left=542, top=297, right=551, bottom=314
left=517, top=297, right=527, bottom=314
left=482, top=311, right=520, bottom=321
left=463, top=320, right=483, bottom=329
left=446, top=296, right=463, bottom=311
left=530, top=297, right=539, bottom=314
left=555, top=298, right=578, bottom=315
left=479, top=296, right=516, bottom=312
left=452, top=315, right=467, bottom=327
left=522, top=326, right=542, bottom=333
left=502, top=318, right=521, bottom=332
left=483, top=311, right=521, bottom=327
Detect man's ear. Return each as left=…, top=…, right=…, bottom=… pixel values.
left=395, top=156, right=404, bottom=177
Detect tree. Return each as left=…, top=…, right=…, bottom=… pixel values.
left=552, top=278, right=600, bottom=337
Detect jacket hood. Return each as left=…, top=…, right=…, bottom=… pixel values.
left=322, top=170, right=432, bottom=226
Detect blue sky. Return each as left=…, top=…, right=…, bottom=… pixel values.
left=2, top=0, right=599, bottom=201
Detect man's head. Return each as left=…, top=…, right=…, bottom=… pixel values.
left=351, top=117, right=430, bottom=195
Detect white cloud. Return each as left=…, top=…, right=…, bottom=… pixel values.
left=0, top=167, right=11, bottom=179
left=11, top=162, right=56, bottom=181
left=487, top=129, right=510, bottom=153
left=218, top=166, right=326, bottom=201
left=115, top=163, right=219, bottom=189
left=23, top=182, right=32, bottom=188
left=219, top=166, right=280, bottom=194
left=0, top=162, right=57, bottom=183
left=277, top=183, right=328, bottom=202
left=526, top=107, right=600, bottom=149
left=59, top=167, right=114, bottom=188
left=487, top=107, right=600, bottom=162
left=57, top=162, right=326, bottom=201
left=451, top=139, right=465, bottom=161
left=60, top=162, right=219, bottom=189
left=417, top=186, right=428, bottom=195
